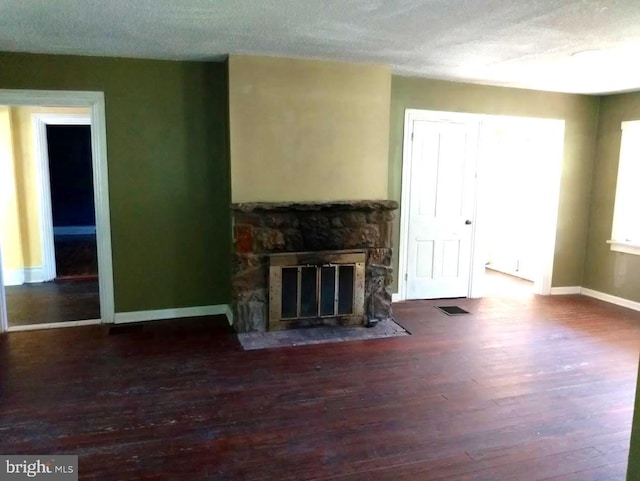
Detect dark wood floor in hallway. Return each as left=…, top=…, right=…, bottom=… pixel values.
left=5, top=279, right=100, bottom=326
left=1, top=290, right=640, bottom=480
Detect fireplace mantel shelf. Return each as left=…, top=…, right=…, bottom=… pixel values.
left=232, top=200, right=398, bottom=213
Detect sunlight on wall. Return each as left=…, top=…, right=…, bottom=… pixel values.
left=0, top=106, right=24, bottom=273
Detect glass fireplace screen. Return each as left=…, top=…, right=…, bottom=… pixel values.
left=269, top=251, right=365, bottom=329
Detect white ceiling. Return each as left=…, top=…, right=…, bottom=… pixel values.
left=2, top=0, right=640, bottom=94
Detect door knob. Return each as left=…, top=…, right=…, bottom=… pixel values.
left=465, top=219, right=472, bottom=225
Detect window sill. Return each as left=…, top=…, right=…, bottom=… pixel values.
left=607, top=240, right=640, bottom=256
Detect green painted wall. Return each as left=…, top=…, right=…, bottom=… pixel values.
left=583, top=92, right=640, bottom=481
left=388, top=76, right=600, bottom=292
left=2, top=49, right=640, bottom=478
left=628, top=363, right=640, bottom=481
left=584, top=92, right=640, bottom=302
left=0, top=52, right=231, bottom=312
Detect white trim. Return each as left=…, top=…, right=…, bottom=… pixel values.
left=33, top=112, right=92, bottom=282
left=23, top=266, right=45, bottom=283
left=581, top=287, right=640, bottom=312
left=397, top=109, right=564, bottom=301
left=2, top=268, right=25, bottom=286
left=7, top=319, right=101, bottom=332
left=550, top=286, right=582, bottom=295
left=485, top=264, right=535, bottom=282
left=607, top=240, right=640, bottom=256
left=392, top=293, right=402, bottom=303
left=90, top=92, right=115, bottom=323
left=114, top=304, right=232, bottom=325
left=1, top=267, right=48, bottom=285
left=397, top=109, right=414, bottom=302
left=32, top=115, right=56, bottom=281
left=0, top=89, right=115, bottom=326
left=225, top=304, right=234, bottom=325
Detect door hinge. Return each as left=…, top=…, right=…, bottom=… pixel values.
left=405, top=273, right=408, bottom=281
left=411, top=131, right=414, bottom=141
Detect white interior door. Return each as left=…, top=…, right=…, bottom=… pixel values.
left=405, top=118, right=478, bottom=300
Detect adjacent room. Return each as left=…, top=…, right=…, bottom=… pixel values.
left=0, top=105, right=100, bottom=328
left=1, top=1, right=640, bottom=480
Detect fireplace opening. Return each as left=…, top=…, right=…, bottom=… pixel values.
left=280, top=264, right=355, bottom=319
left=269, top=250, right=365, bottom=330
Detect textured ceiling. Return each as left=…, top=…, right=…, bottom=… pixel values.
left=2, top=0, right=640, bottom=94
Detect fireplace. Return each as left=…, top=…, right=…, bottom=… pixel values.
left=231, top=200, right=398, bottom=332
left=269, top=250, right=365, bottom=330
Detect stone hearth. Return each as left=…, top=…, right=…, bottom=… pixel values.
left=231, top=200, right=398, bottom=332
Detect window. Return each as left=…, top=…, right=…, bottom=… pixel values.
left=608, top=120, right=640, bottom=255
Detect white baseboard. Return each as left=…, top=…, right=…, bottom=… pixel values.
left=485, top=264, right=536, bottom=282
left=394, top=285, right=639, bottom=314
left=8, top=319, right=101, bottom=332
left=580, top=288, right=640, bottom=312
left=24, top=266, right=46, bottom=283
left=549, top=285, right=640, bottom=312
left=2, top=269, right=24, bottom=286
left=225, top=304, right=234, bottom=325
left=550, top=286, right=582, bottom=295
left=114, top=304, right=232, bottom=325
left=7, top=304, right=234, bottom=332
left=2, top=266, right=52, bottom=285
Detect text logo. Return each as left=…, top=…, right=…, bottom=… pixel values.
left=0, top=456, right=77, bottom=480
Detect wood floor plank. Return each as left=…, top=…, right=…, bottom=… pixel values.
left=1, top=276, right=640, bottom=480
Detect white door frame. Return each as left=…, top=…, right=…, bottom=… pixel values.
left=33, top=113, right=92, bottom=282
left=397, top=109, right=564, bottom=301
left=0, top=90, right=115, bottom=333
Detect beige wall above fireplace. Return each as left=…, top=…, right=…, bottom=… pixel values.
left=228, top=55, right=391, bottom=203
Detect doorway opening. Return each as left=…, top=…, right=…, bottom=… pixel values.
left=0, top=90, right=114, bottom=333
left=398, top=109, right=565, bottom=301
left=47, top=122, right=98, bottom=281
left=483, top=268, right=534, bottom=298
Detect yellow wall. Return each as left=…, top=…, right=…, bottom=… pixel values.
left=228, top=55, right=391, bottom=203
left=0, top=106, right=23, bottom=271
left=12, top=106, right=90, bottom=267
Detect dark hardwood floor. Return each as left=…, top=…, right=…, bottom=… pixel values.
left=5, top=279, right=100, bottom=326
left=54, top=234, right=99, bottom=280
left=1, top=283, right=639, bottom=480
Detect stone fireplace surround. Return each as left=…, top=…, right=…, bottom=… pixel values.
left=231, top=200, right=398, bottom=333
